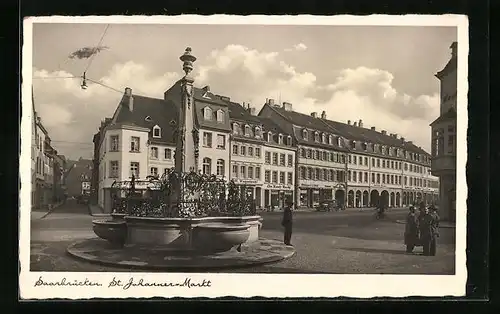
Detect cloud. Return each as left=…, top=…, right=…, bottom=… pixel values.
left=284, top=43, right=308, bottom=52
left=31, top=44, right=438, bottom=159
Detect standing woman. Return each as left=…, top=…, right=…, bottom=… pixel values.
left=282, top=199, right=294, bottom=246
left=404, top=206, right=419, bottom=253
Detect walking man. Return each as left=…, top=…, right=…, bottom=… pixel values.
left=429, top=205, right=440, bottom=256
left=282, top=199, right=294, bottom=246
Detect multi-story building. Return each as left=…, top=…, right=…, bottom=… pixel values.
left=431, top=41, right=457, bottom=222
left=33, top=114, right=55, bottom=209
left=227, top=101, right=265, bottom=206
left=259, top=100, right=439, bottom=209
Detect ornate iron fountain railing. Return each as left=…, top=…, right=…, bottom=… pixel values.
left=110, top=168, right=256, bottom=218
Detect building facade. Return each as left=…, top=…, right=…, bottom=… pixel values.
left=259, top=100, right=439, bottom=209
left=431, top=42, right=457, bottom=222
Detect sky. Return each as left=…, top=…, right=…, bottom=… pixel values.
left=31, top=23, right=457, bottom=160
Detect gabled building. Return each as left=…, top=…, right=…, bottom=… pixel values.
left=430, top=41, right=457, bottom=221
left=259, top=99, right=439, bottom=209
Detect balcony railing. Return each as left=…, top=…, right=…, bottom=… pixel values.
left=431, top=154, right=456, bottom=174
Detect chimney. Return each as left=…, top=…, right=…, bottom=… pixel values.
left=321, top=111, right=327, bottom=119
left=407, top=141, right=413, bottom=145
left=202, top=85, right=210, bottom=94
left=37, top=116, right=41, bottom=123
left=125, top=87, right=134, bottom=112
left=249, top=107, right=256, bottom=116
left=370, top=126, right=376, bottom=131
left=353, top=121, right=358, bottom=127
left=268, top=98, right=275, bottom=106
left=393, top=133, right=398, bottom=138
left=347, top=120, right=351, bottom=125
left=381, top=130, right=387, bottom=135
left=311, top=112, right=318, bottom=118
left=358, top=119, right=363, bottom=128
left=282, top=102, right=293, bottom=111
left=401, top=137, right=405, bottom=143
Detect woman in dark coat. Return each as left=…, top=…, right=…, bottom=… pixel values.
left=282, top=200, right=294, bottom=246
left=418, top=204, right=439, bottom=256
left=404, top=206, right=419, bottom=252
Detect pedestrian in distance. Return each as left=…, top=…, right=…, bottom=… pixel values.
left=428, top=205, right=440, bottom=256
left=281, top=200, right=294, bottom=246
left=404, top=205, right=419, bottom=253
left=418, top=202, right=438, bottom=256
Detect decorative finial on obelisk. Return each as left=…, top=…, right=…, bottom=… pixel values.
left=180, top=47, right=197, bottom=78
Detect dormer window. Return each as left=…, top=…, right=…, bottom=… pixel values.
left=145, top=116, right=152, bottom=122
left=337, top=137, right=341, bottom=147
left=314, top=132, right=319, bottom=142
left=244, top=125, right=251, bottom=137
left=322, top=133, right=326, bottom=144
left=329, top=135, right=334, bottom=145
left=232, top=122, right=239, bottom=135
left=302, top=129, right=308, bottom=140
left=216, top=109, right=225, bottom=123
left=152, top=125, right=161, bottom=138
left=278, top=133, right=283, bottom=144
left=255, top=127, right=262, bottom=139
left=382, top=146, right=386, bottom=155
left=351, top=140, right=356, bottom=150
left=267, top=131, right=272, bottom=142
left=362, top=142, right=368, bottom=151
left=203, top=107, right=213, bottom=120
left=287, top=135, right=292, bottom=146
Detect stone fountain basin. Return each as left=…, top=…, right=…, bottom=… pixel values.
left=193, top=223, right=251, bottom=254
left=92, top=219, right=127, bottom=247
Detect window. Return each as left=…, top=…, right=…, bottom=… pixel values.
left=287, top=136, right=292, bottom=146
left=255, top=127, right=262, bottom=138
left=130, top=162, right=139, bottom=178
left=377, top=159, right=380, bottom=168
left=329, top=135, right=334, bottom=145
left=322, top=151, right=327, bottom=161
left=371, top=173, right=375, bottom=183
left=315, top=150, right=320, bottom=159
left=348, top=171, right=352, bottom=181
left=272, top=153, right=278, bottom=165
left=255, top=148, right=261, bottom=157
left=232, top=123, right=239, bottom=135
left=279, top=172, right=285, bottom=184
left=287, top=172, right=293, bottom=185
left=248, top=166, right=254, bottom=179
left=314, top=132, right=319, bottom=142
left=358, top=172, right=362, bottom=182
left=255, top=167, right=261, bottom=179
left=272, top=171, right=278, bottom=183
left=391, top=161, right=394, bottom=169
left=232, top=165, right=238, bottom=178
left=287, top=154, right=293, bottom=167
left=217, top=134, right=226, bottom=149
left=150, top=147, right=158, bottom=159
left=265, top=170, right=271, bottom=183
left=348, top=155, right=352, bottom=164
left=280, top=154, right=286, bottom=166
left=448, top=135, right=454, bottom=153
left=382, top=174, right=386, bottom=184
left=203, top=132, right=212, bottom=147
left=278, top=134, right=283, bottom=144
left=364, top=172, right=368, bottom=182
left=110, top=135, right=119, bottom=151
left=240, top=166, right=246, bottom=178
left=203, top=107, right=212, bottom=120
left=109, top=161, right=119, bottom=178
left=216, top=159, right=225, bottom=176
left=267, top=132, right=272, bottom=142
left=302, top=129, right=308, bottom=140
left=376, top=173, right=380, bottom=183
left=248, top=147, right=254, bottom=156
left=130, top=136, right=140, bottom=152
left=322, top=133, right=326, bottom=143
left=353, top=171, right=357, bottom=182
left=216, top=110, right=225, bottom=123
left=265, top=151, right=271, bottom=164
left=150, top=167, right=158, bottom=177
left=232, top=145, right=238, bottom=155
left=241, top=146, right=246, bottom=156
left=404, top=176, right=408, bottom=185
left=153, top=126, right=161, bottom=138
left=164, top=148, right=172, bottom=159
left=353, top=156, right=357, bottom=165
left=306, top=149, right=312, bottom=158
left=202, top=158, right=211, bottom=175
left=245, top=125, right=251, bottom=136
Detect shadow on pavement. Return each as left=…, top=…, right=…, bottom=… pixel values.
left=339, top=247, right=416, bottom=255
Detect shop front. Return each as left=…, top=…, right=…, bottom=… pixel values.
left=298, top=184, right=334, bottom=208
left=263, top=183, right=294, bottom=210
left=234, top=179, right=263, bottom=208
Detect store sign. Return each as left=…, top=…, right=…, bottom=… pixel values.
left=236, top=179, right=259, bottom=185
left=115, top=181, right=162, bottom=190
left=266, top=184, right=292, bottom=190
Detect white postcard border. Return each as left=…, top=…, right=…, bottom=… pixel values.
left=20, top=14, right=469, bottom=299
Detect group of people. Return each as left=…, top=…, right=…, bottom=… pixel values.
left=405, top=202, right=440, bottom=256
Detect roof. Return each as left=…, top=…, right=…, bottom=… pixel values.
left=435, top=56, right=457, bottom=79
left=226, top=101, right=261, bottom=124
left=113, top=94, right=178, bottom=145
left=430, top=107, right=457, bottom=126
left=266, top=104, right=429, bottom=156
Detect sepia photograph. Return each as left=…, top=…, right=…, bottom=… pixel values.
left=20, top=15, right=468, bottom=299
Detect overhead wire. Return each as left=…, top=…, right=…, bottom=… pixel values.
left=84, top=24, right=111, bottom=75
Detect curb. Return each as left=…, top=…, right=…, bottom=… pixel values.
left=395, top=219, right=455, bottom=229
left=66, top=238, right=296, bottom=271
left=38, top=201, right=65, bottom=219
